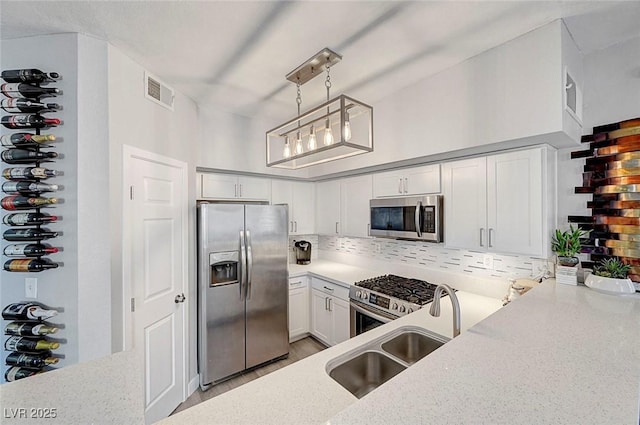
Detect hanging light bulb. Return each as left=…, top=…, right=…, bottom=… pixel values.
left=295, top=131, right=303, bottom=155
left=343, top=111, right=352, bottom=141
left=308, top=125, right=317, bottom=150
left=324, top=118, right=334, bottom=146
left=283, top=136, right=291, bottom=158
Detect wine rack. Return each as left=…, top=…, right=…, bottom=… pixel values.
left=1, top=69, right=64, bottom=381
left=569, top=116, right=640, bottom=287
left=0, top=69, right=62, bottom=273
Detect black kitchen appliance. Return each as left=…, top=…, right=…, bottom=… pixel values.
left=293, top=240, right=312, bottom=265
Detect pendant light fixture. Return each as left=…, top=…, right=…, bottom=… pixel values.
left=266, top=48, right=373, bottom=169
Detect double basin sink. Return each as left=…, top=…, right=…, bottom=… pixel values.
left=326, top=326, right=450, bottom=399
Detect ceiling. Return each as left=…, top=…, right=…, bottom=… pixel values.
left=1, top=1, right=639, bottom=121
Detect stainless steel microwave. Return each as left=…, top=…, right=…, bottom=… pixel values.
left=369, top=195, right=443, bottom=242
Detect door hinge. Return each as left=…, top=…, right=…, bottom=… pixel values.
left=130, top=297, right=135, bottom=312
left=129, top=185, right=134, bottom=200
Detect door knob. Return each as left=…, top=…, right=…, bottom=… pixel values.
left=174, top=293, right=186, bottom=303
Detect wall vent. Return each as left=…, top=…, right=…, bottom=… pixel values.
left=144, top=71, right=174, bottom=111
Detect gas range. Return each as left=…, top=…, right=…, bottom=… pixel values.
left=349, top=274, right=445, bottom=318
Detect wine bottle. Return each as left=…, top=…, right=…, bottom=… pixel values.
left=3, top=228, right=58, bottom=241
left=2, top=181, right=60, bottom=194
left=1, top=195, right=58, bottom=210
left=1, top=149, right=58, bottom=164
left=0, top=83, right=60, bottom=99
left=4, top=366, right=43, bottom=382
left=1, top=69, right=60, bottom=84
left=6, top=351, right=58, bottom=368
left=2, top=167, right=60, bottom=180
left=4, top=336, right=60, bottom=352
left=0, top=133, right=56, bottom=148
left=1, top=196, right=58, bottom=210
left=3, top=243, right=58, bottom=258
left=2, top=302, right=58, bottom=320
left=4, top=259, right=60, bottom=272
left=0, top=99, right=61, bottom=113
left=5, top=322, right=59, bottom=336
left=1, top=115, right=61, bottom=129
left=5, top=352, right=59, bottom=368
left=3, top=213, right=58, bottom=226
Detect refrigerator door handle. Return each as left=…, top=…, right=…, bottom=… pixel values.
left=240, top=230, right=247, bottom=300
left=246, top=230, right=253, bottom=300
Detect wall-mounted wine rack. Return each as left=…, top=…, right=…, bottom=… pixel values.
left=569, top=116, right=640, bottom=288
left=1, top=69, right=64, bottom=381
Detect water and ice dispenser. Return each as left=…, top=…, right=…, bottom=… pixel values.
left=209, top=251, right=239, bottom=286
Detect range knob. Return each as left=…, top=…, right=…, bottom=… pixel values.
left=361, top=291, right=368, bottom=300
left=407, top=308, right=414, bottom=314
left=398, top=305, right=406, bottom=313
left=391, top=302, right=398, bottom=310
left=355, top=290, right=362, bottom=298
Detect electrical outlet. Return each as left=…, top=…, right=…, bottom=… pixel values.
left=25, top=278, right=37, bottom=298
left=483, top=254, right=494, bottom=270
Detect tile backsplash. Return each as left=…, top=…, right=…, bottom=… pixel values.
left=318, top=235, right=552, bottom=280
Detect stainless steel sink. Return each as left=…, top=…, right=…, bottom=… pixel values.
left=328, top=351, right=406, bottom=399
left=381, top=331, right=446, bottom=365
left=326, top=326, right=449, bottom=398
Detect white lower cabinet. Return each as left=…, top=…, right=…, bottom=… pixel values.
left=310, top=277, right=350, bottom=346
left=288, top=276, right=309, bottom=342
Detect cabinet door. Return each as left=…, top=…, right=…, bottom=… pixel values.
left=316, top=180, right=341, bottom=235
left=288, top=285, right=309, bottom=342
left=238, top=176, right=271, bottom=200
left=487, top=148, right=543, bottom=256
left=310, top=289, right=332, bottom=345
left=330, top=296, right=351, bottom=345
left=341, top=175, right=373, bottom=237
left=292, top=181, right=315, bottom=235
left=271, top=180, right=294, bottom=233
left=372, top=170, right=405, bottom=197
left=201, top=173, right=237, bottom=199
left=442, top=158, right=487, bottom=250
left=404, top=164, right=441, bottom=195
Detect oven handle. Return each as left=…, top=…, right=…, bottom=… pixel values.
left=350, top=300, right=395, bottom=324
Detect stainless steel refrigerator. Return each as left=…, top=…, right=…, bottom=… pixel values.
left=197, top=203, right=289, bottom=390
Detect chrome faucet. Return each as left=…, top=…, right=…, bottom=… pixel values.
left=429, top=284, right=461, bottom=338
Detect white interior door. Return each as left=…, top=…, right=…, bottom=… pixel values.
left=123, top=146, right=188, bottom=424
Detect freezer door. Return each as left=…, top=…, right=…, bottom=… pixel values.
left=244, top=204, right=289, bottom=369
left=197, top=204, right=246, bottom=387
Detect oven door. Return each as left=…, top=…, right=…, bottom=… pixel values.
left=350, top=299, right=397, bottom=337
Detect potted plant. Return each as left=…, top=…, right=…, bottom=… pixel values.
left=551, top=225, right=587, bottom=267
left=585, top=257, right=635, bottom=295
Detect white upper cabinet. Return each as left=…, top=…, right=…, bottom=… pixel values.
left=341, top=175, right=373, bottom=238
left=316, top=180, right=341, bottom=235
left=271, top=180, right=315, bottom=235
left=198, top=173, right=271, bottom=201
left=373, top=164, right=440, bottom=197
left=316, top=176, right=372, bottom=237
left=442, top=147, right=552, bottom=257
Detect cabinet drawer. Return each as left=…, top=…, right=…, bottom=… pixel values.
left=311, top=277, right=349, bottom=301
left=289, top=276, right=308, bottom=290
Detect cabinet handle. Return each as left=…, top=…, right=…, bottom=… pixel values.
left=290, top=221, right=294, bottom=232
left=404, top=178, right=408, bottom=194
left=290, top=280, right=301, bottom=286
left=234, top=183, right=238, bottom=198
left=325, top=297, right=329, bottom=311
left=335, top=222, right=339, bottom=234
left=239, top=184, right=243, bottom=198
left=294, top=221, right=297, bottom=232
left=328, top=298, right=332, bottom=312
left=489, top=228, right=494, bottom=248
left=323, top=286, right=334, bottom=292
left=480, top=228, right=485, bottom=247
left=398, top=178, right=403, bottom=194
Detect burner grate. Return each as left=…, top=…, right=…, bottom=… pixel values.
left=354, top=274, right=450, bottom=305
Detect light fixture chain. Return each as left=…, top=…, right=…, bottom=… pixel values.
left=325, top=66, right=332, bottom=102
left=296, top=82, right=302, bottom=117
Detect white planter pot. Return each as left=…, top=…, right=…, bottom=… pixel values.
left=584, top=274, right=635, bottom=295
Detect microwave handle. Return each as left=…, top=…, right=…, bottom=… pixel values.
left=415, top=201, right=423, bottom=238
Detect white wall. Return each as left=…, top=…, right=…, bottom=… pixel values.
left=107, top=45, right=199, bottom=382
left=0, top=34, right=81, bottom=377
left=556, top=35, right=640, bottom=231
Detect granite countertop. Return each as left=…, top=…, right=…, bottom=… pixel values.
left=157, top=263, right=503, bottom=425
